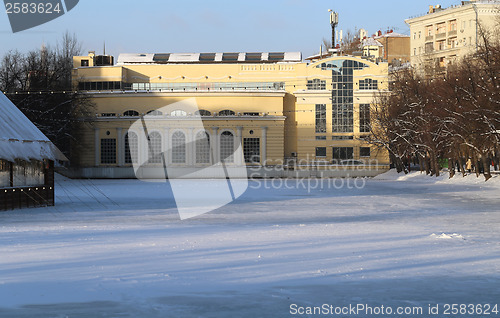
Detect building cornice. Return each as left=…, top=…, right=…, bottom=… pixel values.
left=83, top=90, right=287, bottom=98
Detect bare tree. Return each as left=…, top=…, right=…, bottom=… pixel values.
left=0, top=32, right=94, bottom=160
left=366, top=23, right=500, bottom=181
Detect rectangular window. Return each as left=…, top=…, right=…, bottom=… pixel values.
left=448, top=37, right=457, bottom=49
left=0, top=160, right=10, bottom=187
left=331, top=59, right=355, bottom=133
left=425, top=42, right=434, bottom=53
left=332, top=147, right=354, bottom=161
left=307, top=79, right=326, bottom=90
left=360, top=147, right=371, bottom=157
left=332, top=135, right=354, bottom=140
left=268, top=52, right=285, bottom=61
left=437, top=40, right=446, bottom=50
left=81, top=59, right=89, bottom=67
left=425, top=25, right=433, bottom=36
left=414, top=48, right=417, bottom=56
left=418, top=31, right=421, bottom=39
left=13, top=161, right=26, bottom=187
left=316, top=136, right=326, bottom=140
left=222, top=53, right=239, bottom=61
left=200, top=53, right=216, bottom=62
left=100, top=139, right=116, bottom=164
left=332, top=104, right=353, bottom=133
left=436, top=23, right=446, bottom=34
left=244, top=138, right=260, bottom=163
left=359, top=79, right=378, bottom=90
left=359, top=104, right=370, bottom=133
left=245, top=53, right=261, bottom=61
left=449, top=19, right=457, bottom=31
left=315, top=104, right=327, bottom=133
left=125, top=134, right=138, bottom=164
left=316, top=147, right=327, bottom=157
left=243, top=112, right=260, bottom=116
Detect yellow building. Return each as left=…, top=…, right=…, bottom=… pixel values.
left=405, top=1, right=500, bottom=74
left=70, top=51, right=389, bottom=178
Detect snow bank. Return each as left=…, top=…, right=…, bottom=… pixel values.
left=430, top=233, right=465, bottom=240
left=374, top=169, right=500, bottom=186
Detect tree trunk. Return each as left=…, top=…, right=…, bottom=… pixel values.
left=430, top=151, right=440, bottom=177
left=418, top=155, right=425, bottom=173
left=474, top=155, right=480, bottom=178
left=449, top=158, right=455, bottom=178
left=457, top=156, right=466, bottom=177
left=424, top=155, right=431, bottom=175
left=482, top=155, right=492, bottom=181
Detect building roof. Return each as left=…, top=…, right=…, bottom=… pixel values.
left=406, top=0, right=500, bottom=23
left=362, top=38, right=383, bottom=47
left=0, top=92, right=66, bottom=162
left=374, top=32, right=409, bottom=39
left=117, top=52, right=302, bottom=65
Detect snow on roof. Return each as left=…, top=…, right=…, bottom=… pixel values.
left=116, top=53, right=155, bottom=64
left=0, top=92, right=66, bottom=162
left=362, top=38, right=383, bottom=47
left=374, top=32, right=409, bottom=39
left=117, top=52, right=302, bottom=65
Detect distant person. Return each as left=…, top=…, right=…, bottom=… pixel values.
left=466, top=158, right=472, bottom=173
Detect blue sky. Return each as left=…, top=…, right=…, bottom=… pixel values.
left=1, top=0, right=460, bottom=59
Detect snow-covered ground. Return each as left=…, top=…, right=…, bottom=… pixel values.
left=1, top=171, right=499, bottom=317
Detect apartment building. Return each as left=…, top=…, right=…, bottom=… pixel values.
left=406, top=0, right=500, bottom=74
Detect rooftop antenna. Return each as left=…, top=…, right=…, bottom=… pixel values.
left=103, top=41, right=106, bottom=55
left=328, top=9, right=339, bottom=49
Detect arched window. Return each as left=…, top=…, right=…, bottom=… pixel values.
left=220, top=131, right=234, bottom=163
left=172, top=131, right=186, bottom=163
left=148, top=131, right=162, bottom=164
left=124, top=132, right=138, bottom=164
left=146, top=110, right=163, bottom=116
left=196, top=131, right=210, bottom=164
left=170, top=110, right=187, bottom=117
left=218, top=109, right=235, bottom=116
left=123, top=110, right=140, bottom=117
left=195, top=109, right=211, bottom=116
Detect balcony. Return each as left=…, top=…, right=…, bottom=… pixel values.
left=436, top=32, right=446, bottom=40
left=448, top=30, right=457, bottom=37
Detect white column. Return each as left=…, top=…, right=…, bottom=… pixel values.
left=117, top=128, right=124, bottom=166
left=163, top=128, right=170, bottom=165
left=261, top=126, right=268, bottom=165
left=236, top=126, right=244, bottom=165
left=187, top=128, right=195, bottom=166
left=138, top=127, right=148, bottom=165
left=94, top=127, right=100, bottom=166
left=211, top=127, right=219, bottom=164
